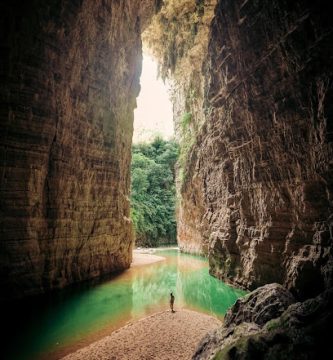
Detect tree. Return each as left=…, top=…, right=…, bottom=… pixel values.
left=130, top=137, right=179, bottom=247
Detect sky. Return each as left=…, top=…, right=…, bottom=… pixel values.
left=133, top=54, right=174, bottom=143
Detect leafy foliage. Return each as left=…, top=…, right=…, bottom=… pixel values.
left=131, top=138, right=179, bottom=247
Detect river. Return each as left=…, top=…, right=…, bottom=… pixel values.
left=3, top=248, right=246, bottom=360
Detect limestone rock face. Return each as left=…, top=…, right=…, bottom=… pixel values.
left=0, top=0, right=155, bottom=299
left=193, top=286, right=333, bottom=360
left=178, top=0, right=333, bottom=300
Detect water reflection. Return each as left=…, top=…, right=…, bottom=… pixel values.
left=3, top=249, right=246, bottom=360
left=130, top=250, right=245, bottom=319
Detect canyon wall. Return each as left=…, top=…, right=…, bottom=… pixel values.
left=0, top=0, right=155, bottom=300
left=177, top=0, right=333, bottom=300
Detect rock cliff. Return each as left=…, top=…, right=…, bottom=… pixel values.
left=0, top=0, right=156, bottom=299
left=174, top=0, right=333, bottom=300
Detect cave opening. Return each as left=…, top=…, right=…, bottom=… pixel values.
left=131, top=53, right=178, bottom=248
left=133, top=53, right=173, bottom=143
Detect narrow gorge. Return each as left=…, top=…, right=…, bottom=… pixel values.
left=0, top=0, right=332, bottom=359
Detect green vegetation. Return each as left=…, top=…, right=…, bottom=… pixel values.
left=265, top=316, right=288, bottom=331
left=178, top=107, right=196, bottom=186
left=178, top=136, right=195, bottom=186
left=130, top=137, right=179, bottom=247
left=181, top=112, right=192, bottom=131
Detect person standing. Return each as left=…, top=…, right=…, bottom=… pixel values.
left=170, top=292, right=175, bottom=312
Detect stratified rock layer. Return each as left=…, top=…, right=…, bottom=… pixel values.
left=193, top=285, right=333, bottom=360
left=0, top=0, right=155, bottom=299
left=178, top=0, right=333, bottom=300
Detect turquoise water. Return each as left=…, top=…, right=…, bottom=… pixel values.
left=3, top=249, right=246, bottom=360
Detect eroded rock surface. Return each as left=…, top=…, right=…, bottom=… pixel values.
left=193, top=285, right=333, bottom=360
left=177, top=0, right=333, bottom=300
left=0, top=0, right=155, bottom=299
left=223, top=283, right=295, bottom=327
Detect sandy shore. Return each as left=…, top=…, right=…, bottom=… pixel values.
left=130, top=252, right=166, bottom=267
left=62, top=309, right=221, bottom=360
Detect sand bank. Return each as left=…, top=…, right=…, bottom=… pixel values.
left=62, top=309, right=221, bottom=360
left=130, top=252, right=165, bottom=267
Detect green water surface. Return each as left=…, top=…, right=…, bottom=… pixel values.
left=3, top=249, right=246, bottom=360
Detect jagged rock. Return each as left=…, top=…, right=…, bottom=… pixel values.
left=193, top=286, right=333, bottom=360
left=224, top=283, right=295, bottom=327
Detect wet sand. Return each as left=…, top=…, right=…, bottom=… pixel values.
left=61, top=309, right=221, bottom=360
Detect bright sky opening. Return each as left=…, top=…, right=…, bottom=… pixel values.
left=133, top=54, right=174, bottom=143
